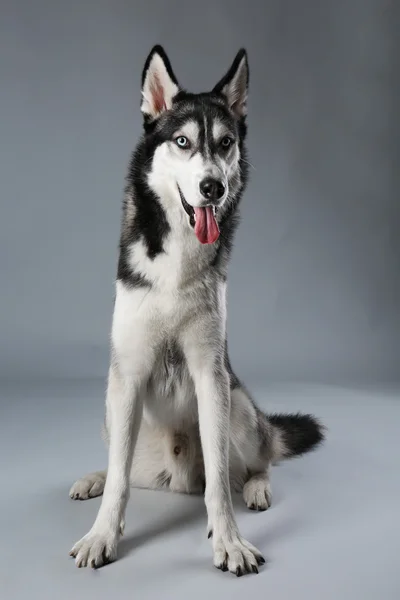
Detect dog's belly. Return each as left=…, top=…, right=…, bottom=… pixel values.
left=143, top=340, right=198, bottom=429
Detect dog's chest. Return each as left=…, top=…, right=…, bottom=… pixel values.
left=130, top=214, right=217, bottom=291
left=118, top=219, right=221, bottom=426
left=144, top=339, right=197, bottom=427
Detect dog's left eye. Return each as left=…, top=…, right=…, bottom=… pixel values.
left=175, top=136, right=190, bottom=149
left=220, top=136, right=233, bottom=149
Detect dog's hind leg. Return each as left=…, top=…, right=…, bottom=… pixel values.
left=229, top=385, right=273, bottom=511
left=242, top=469, right=272, bottom=511
left=69, top=422, right=167, bottom=503
left=69, top=420, right=203, bottom=502
left=230, top=381, right=324, bottom=511
left=70, top=471, right=107, bottom=501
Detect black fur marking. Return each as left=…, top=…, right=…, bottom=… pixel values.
left=163, top=339, right=185, bottom=381
left=117, top=177, right=170, bottom=285
left=268, top=413, right=325, bottom=457
left=148, top=339, right=187, bottom=398
left=121, top=144, right=171, bottom=263
left=177, top=185, right=195, bottom=227
left=166, top=340, right=185, bottom=368
left=117, top=246, right=152, bottom=288
left=155, top=469, right=172, bottom=488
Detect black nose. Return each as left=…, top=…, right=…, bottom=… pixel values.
left=199, top=177, right=225, bottom=202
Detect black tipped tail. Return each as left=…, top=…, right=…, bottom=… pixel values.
left=268, top=412, right=325, bottom=459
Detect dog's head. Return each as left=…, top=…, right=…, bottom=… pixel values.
left=139, top=45, right=249, bottom=245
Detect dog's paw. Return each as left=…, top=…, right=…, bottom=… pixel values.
left=69, top=471, right=106, bottom=500
left=243, top=476, right=271, bottom=511
left=213, top=535, right=265, bottom=576
left=69, top=529, right=118, bottom=568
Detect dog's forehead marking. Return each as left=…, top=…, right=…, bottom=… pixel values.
left=176, top=119, right=199, bottom=143
left=164, top=100, right=236, bottom=160
left=212, top=120, right=229, bottom=141
left=203, top=115, right=210, bottom=158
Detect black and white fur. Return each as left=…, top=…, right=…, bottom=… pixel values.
left=69, top=46, right=324, bottom=576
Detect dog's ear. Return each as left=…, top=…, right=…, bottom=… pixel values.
left=141, top=45, right=180, bottom=119
left=212, top=49, right=249, bottom=118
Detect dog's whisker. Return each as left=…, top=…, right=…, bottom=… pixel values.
left=241, top=158, right=256, bottom=171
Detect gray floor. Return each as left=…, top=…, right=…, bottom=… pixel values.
left=1, top=379, right=399, bottom=600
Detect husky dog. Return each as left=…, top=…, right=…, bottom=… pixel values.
left=69, top=45, right=324, bottom=576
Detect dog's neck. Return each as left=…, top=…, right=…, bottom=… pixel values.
left=121, top=186, right=217, bottom=292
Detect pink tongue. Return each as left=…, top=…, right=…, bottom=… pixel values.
left=193, top=207, right=220, bottom=244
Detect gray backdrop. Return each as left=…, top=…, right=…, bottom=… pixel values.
left=1, top=0, right=399, bottom=384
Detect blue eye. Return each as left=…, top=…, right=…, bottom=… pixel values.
left=221, top=136, right=233, bottom=149
left=175, top=136, right=189, bottom=148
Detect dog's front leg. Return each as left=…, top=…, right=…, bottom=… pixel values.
left=69, top=363, right=145, bottom=568
left=70, top=286, right=157, bottom=568
left=182, top=326, right=265, bottom=576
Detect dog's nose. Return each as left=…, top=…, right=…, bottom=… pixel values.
left=199, top=177, right=225, bottom=202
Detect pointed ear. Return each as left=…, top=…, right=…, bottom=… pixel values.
left=141, top=45, right=180, bottom=119
left=212, top=49, right=249, bottom=118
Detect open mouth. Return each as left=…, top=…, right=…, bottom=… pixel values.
left=177, top=185, right=220, bottom=245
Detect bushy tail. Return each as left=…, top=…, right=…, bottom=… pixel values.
left=268, top=412, right=325, bottom=460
